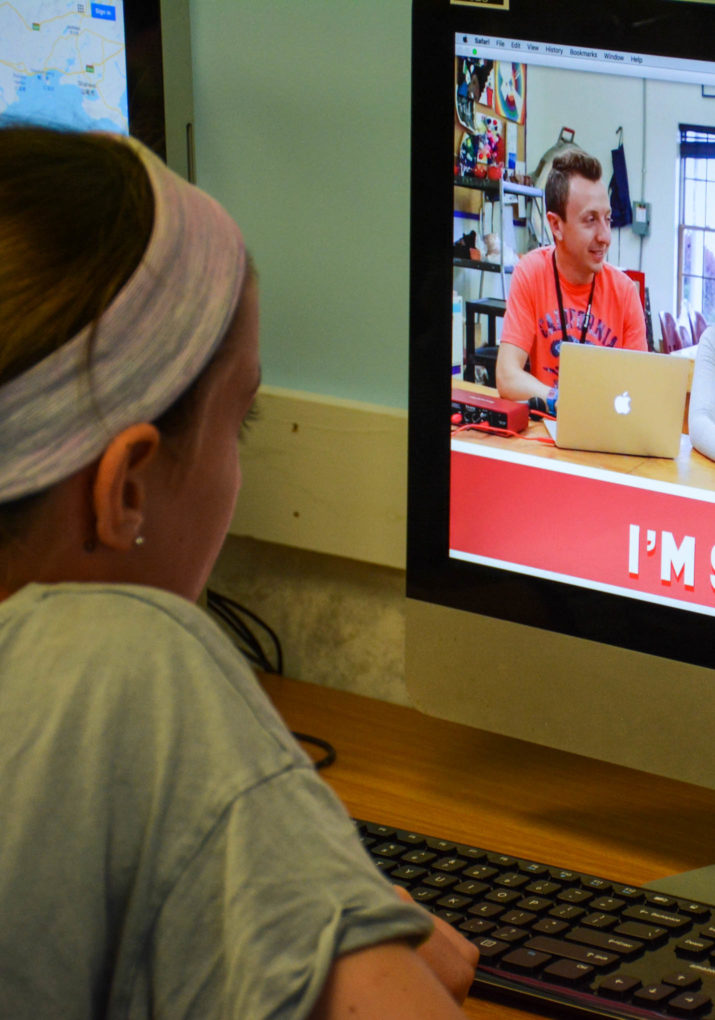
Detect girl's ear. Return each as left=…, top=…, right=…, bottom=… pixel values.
left=93, top=424, right=160, bottom=551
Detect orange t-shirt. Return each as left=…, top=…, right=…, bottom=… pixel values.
left=500, top=246, right=647, bottom=386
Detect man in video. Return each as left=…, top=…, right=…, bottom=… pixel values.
left=495, top=150, right=647, bottom=415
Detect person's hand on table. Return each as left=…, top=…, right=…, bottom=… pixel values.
left=394, top=884, right=480, bottom=1004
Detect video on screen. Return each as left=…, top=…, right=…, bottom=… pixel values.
left=449, top=40, right=715, bottom=618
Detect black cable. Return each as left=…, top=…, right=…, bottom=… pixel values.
left=206, top=589, right=283, bottom=674
left=206, top=589, right=337, bottom=770
left=292, top=732, right=337, bottom=770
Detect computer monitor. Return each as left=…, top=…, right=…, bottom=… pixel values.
left=406, top=0, right=715, bottom=826
left=0, top=0, right=193, bottom=178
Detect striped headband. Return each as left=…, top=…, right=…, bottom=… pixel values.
left=0, top=134, right=246, bottom=502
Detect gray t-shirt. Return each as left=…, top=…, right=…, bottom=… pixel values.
left=0, top=582, right=430, bottom=1019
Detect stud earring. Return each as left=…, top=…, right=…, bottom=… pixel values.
left=134, top=535, right=145, bottom=548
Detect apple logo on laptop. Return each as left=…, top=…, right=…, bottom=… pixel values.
left=614, top=391, right=632, bottom=415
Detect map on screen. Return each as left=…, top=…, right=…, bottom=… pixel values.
left=0, top=1, right=128, bottom=134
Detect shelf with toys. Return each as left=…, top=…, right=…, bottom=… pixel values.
left=453, top=175, right=547, bottom=294
left=453, top=176, right=547, bottom=385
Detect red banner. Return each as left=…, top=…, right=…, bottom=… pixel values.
left=450, top=443, right=715, bottom=613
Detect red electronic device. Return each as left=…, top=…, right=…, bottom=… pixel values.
left=451, top=388, right=529, bottom=433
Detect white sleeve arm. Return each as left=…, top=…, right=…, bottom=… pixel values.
left=688, top=327, right=715, bottom=461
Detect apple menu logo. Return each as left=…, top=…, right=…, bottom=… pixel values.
left=614, top=391, right=632, bottom=415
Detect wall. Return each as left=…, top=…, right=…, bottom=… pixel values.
left=209, top=534, right=409, bottom=704
left=190, top=4, right=414, bottom=699
left=189, top=0, right=412, bottom=410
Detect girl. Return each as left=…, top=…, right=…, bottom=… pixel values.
left=0, top=127, right=477, bottom=1018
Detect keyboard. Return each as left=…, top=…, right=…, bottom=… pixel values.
left=355, top=819, right=715, bottom=1019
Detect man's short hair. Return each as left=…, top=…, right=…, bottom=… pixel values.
left=545, top=150, right=602, bottom=219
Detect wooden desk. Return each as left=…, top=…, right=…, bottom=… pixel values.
left=262, top=674, right=715, bottom=1019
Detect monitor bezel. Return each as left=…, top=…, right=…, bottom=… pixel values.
left=124, top=0, right=167, bottom=159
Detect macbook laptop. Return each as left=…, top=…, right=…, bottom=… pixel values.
left=543, top=343, right=690, bottom=458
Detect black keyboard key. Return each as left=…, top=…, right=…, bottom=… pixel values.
left=455, top=844, right=486, bottom=862
left=581, top=912, right=619, bottom=930
left=501, top=909, right=537, bottom=928
left=494, top=871, right=531, bottom=889
left=566, top=925, right=644, bottom=958
left=411, top=886, right=441, bottom=904
left=392, top=864, right=427, bottom=882
left=502, top=947, right=552, bottom=973
left=525, top=935, right=619, bottom=968
left=544, top=958, right=594, bottom=985
left=488, top=853, right=518, bottom=868
left=550, top=868, right=579, bottom=884
left=472, top=936, right=510, bottom=960
left=668, top=990, right=713, bottom=1016
left=459, top=917, right=495, bottom=936
left=437, top=893, right=471, bottom=911
left=616, top=920, right=668, bottom=944
left=519, top=861, right=549, bottom=877
left=402, top=848, right=437, bottom=866
left=517, top=895, right=552, bottom=914
left=363, top=823, right=394, bottom=838
left=550, top=904, right=586, bottom=921
left=426, top=837, right=456, bottom=853
left=591, top=896, right=626, bottom=913
left=633, top=983, right=675, bottom=1007
left=558, top=887, right=594, bottom=905
left=582, top=877, right=612, bottom=893
left=647, top=892, right=678, bottom=909
left=624, top=905, right=691, bottom=932
left=533, top=917, right=570, bottom=936
left=468, top=901, right=503, bottom=919
left=422, top=872, right=459, bottom=889
left=598, top=973, right=642, bottom=999
left=433, top=855, right=469, bottom=873
left=676, top=936, right=714, bottom=959
left=454, top=879, right=489, bottom=897
left=664, top=972, right=703, bottom=990
left=612, top=885, right=644, bottom=901
left=527, top=879, right=563, bottom=896
left=395, top=829, right=427, bottom=847
left=680, top=903, right=711, bottom=920
left=464, top=863, right=498, bottom=881
left=373, top=857, right=397, bottom=873
left=373, top=841, right=404, bottom=858
left=492, top=925, right=530, bottom=944
left=485, top=888, right=521, bottom=906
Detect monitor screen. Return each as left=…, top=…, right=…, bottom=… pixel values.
left=0, top=0, right=168, bottom=158
left=407, top=0, right=715, bottom=788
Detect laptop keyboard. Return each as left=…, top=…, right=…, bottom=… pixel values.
left=355, top=819, right=715, bottom=1019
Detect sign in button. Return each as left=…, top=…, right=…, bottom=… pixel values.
left=91, top=4, right=116, bottom=21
